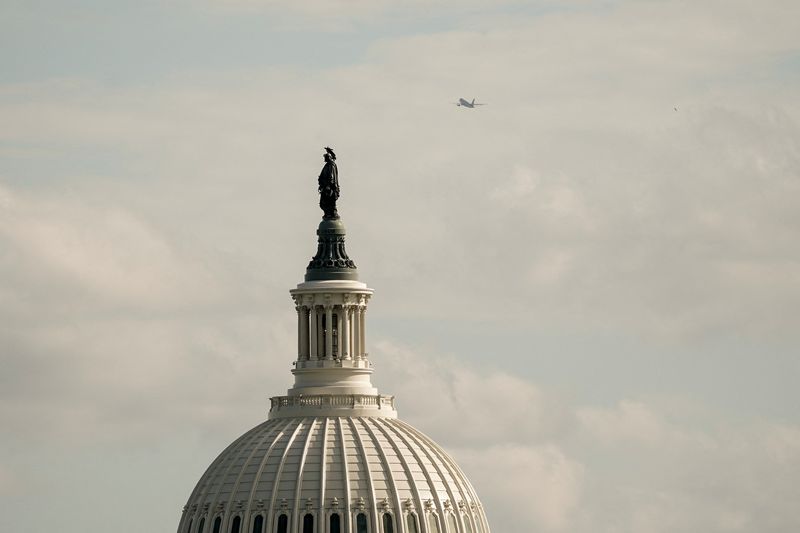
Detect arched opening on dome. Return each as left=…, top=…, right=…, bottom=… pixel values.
left=213, top=516, right=222, bottom=533
left=406, top=513, right=419, bottom=533
left=462, top=515, right=473, bottom=533
left=356, top=513, right=368, bottom=533
left=446, top=514, right=458, bottom=533
left=187, top=518, right=194, bottom=533
left=231, top=516, right=241, bottom=533
left=382, top=513, right=394, bottom=533
left=198, top=517, right=206, bottom=533
left=427, top=514, right=440, bottom=533
left=275, top=514, right=288, bottom=533
left=329, top=513, right=341, bottom=533
left=252, top=514, right=264, bottom=533
left=303, top=513, right=314, bottom=533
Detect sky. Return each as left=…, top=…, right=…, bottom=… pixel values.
left=1, top=1, right=799, bottom=532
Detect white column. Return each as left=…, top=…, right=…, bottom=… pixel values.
left=359, top=306, right=366, bottom=358
left=309, top=306, right=318, bottom=360
left=296, top=304, right=303, bottom=359
left=317, top=308, right=325, bottom=358
left=342, top=305, right=351, bottom=360
left=301, top=307, right=310, bottom=360
left=353, top=307, right=361, bottom=360
left=336, top=308, right=343, bottom=359
left=325, top=305, right=333, bottom=359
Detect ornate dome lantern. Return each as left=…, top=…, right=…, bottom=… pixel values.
left=177, top=149, right=491, bottom=533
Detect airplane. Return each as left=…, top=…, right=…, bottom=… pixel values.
left=455, top=97, right=487, bottom=108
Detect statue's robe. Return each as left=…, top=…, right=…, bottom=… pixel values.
left=318, top=161, right=339, bottom=218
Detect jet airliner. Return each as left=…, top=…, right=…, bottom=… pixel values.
left=455, top=98, right=487, bottom=108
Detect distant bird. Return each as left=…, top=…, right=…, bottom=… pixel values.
left=455, top=98, right=487, bottom=109
left=674, top=106, right=678, bottom=111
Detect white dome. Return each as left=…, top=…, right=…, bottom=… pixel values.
left=178, top=189, right=491, bottom=533
left=179, top=416, right=488, bottom=533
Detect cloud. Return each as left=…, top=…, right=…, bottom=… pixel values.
left=0, top=184, right=297, bottom=446
left=373, top=340, right=583, bottom=530
left=371, top=341, right=800, bottom=532
left=454, top=444, right=584, bottom=532
left=375, top=340, right=573, bottom=446
left=1, top=1, right=799, bottom=532
left=0, top=184, right=221, bottom=311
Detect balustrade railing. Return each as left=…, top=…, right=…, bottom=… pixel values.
left=269, top=394, right=395, bottom=412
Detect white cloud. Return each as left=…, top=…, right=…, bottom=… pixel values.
left=0, top=184, right=219, bottom=310
left=455, top=444, right=584, bottom=532
left=1, top=1, right=799, bottom=532
left=376, top=340, right=573, bottom=446
left=373, top=342, right=800, bottom=532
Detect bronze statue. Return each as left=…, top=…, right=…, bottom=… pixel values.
left=318, top=147, right=339, bottom=219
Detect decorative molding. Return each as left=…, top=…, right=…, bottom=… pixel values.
left=380, top=498, right=391, bottom=512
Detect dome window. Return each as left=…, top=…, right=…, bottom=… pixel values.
left=213, top=516, right=222, bottom=533
left=330, top=513, right=341, bottom=533
left=427, top=514, right=440, bottom=533
left=276, top=514, right=288, bottom=533
left=303, top=513, right=314, bottom=533
left=252, top=515, right=264, bottom=533
left=382, top=513, right=394, bottom=533
left=462, top=515, right=473, bottom=533
left=406, top=513, right=419, bottom=533
left=446, top=514, right=458, bottom=533
left=198, top=517, right=206, bottom=533
left=231, top=516, right=241, bottom=533
left=356, top=512, right=368, bottom=533
left=187, top=519, right=193, bottom=533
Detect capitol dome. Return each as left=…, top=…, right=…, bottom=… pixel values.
left=177, top=150, right=491, bottom=533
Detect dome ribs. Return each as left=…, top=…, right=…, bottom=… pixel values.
left=266, top=419, right=305, bottom=533
left=289, top=418, right=319, bottom=531
left=394, top=420, right=466, bottom=532
left=396, top=421, right=483, bottom=533
left=383, top=420, right=450, bottom=532
left=226, top=420, right=285, bottom=521
left=318, top=417, right=331, bottom=519
left=347, top=416, right=379, bottom=532
left=181, top=425, right=252, bottom=531
left=336, top=417, right=353, bottom=533
left=180, top=417, right=492, bottom=533
left=377, top=419, right=434, bottom=533
left=197, top=422, right=268, bottom=527
left=360, top=418, right=404, bottom=532
left=244, top=419, right=296, bottom=525
left=322, top=418, right=346, bottom=520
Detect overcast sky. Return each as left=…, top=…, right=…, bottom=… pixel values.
left=1, top=1, right=799, bottom=532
